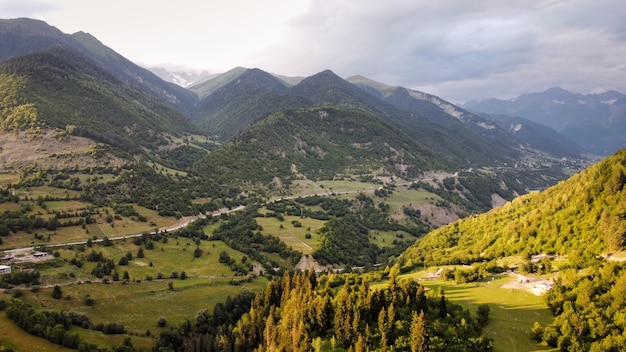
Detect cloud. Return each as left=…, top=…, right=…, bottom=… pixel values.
left=0, top=0, right=60, bottom=18
left=253, top=0, right=626, bottom=101
left=2, top=0, right=626, bottom=102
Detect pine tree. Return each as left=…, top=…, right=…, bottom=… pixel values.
left=439, top=289, right=447, bottom=318
left=334, top=285, right=354, bottom=346
left=52, top=284, right=62, bottom=299
left=410, top=311, right=427, bottom=352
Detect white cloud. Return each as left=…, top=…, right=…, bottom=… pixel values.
left=2, top=0, right=626, bottom=102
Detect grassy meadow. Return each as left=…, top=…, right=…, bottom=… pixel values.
left=3, top=236, right=271, bottom=350
left=390, top=269, right=557, bottom=352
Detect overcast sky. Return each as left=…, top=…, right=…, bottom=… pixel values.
left=2, top=0, right=625, bottom=102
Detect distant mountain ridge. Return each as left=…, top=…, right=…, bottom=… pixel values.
left=148, top=66, right=217, bottom=88
left=463, top=87, right=626, bottom=155
left=0, top=17, right=588, bottom=196
left=0, top=18, right=199, bottom=115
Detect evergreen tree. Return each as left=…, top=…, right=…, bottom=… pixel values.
left=52, top=284, right=62, bottom=299
left=410, top=311, right=427, bottom=352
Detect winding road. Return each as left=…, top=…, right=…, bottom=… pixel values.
left=2, top=205, right=246, bottom=261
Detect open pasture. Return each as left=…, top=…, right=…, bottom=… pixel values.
left=397, top=269, right=556, bottom=352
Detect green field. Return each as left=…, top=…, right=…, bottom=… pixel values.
left=383, top=186, right=440, bottom=214
left=256, top=215, right=325, bottom=254
left=23, top=276, right=268, bottom=333
left=0, top=202, right=179, bottom=250
left=5, top=237, right=271, bottom=350
left=392, top=270, right=556, bottom=352
left=0, top=312, right=75, bottom=352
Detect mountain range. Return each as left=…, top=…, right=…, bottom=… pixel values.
left=0, top=17, right=592, bottom=210
left=463, top=87, right=626, bottom=156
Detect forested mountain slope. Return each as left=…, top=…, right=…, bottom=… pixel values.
left=0, top=47, right=201, bottom=153
left=399, top=148, right=626, bottom=267
left=193, top=105, right=449, bottom=185
left=0, top=18, right=198, bottom=115
left=348, top=76, right=585, bottom=159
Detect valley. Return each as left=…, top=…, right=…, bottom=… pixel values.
left=0, top=17, right=624, bottom=352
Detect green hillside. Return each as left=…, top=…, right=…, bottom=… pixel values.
left=194, top=105, right=449, bottom=186
left=0, top=47, right=201, bottom=153
left=399, top=149, right=626, bottom=267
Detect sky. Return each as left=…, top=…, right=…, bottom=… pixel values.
left=2, top=0, right=626, bottom=103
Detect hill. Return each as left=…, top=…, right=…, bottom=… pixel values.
left=348, top=76, right=585, bottom=159
left=0, top=18, right=198, bottom=115
left=478, top=113, right=586, bottom=158
left=193, top=105, right=448, bottom=185
left=399, top=148, right=626, bottom=267
left=191, top=68, right=303, bottom=139
left=463, top=87, right=626, bottom=155
left=0, top=47, right=201, bottom=154
left=193, top=68, right=526, bottom=167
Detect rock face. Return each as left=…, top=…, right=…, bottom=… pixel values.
left=295, top=255, right=329, bottom=272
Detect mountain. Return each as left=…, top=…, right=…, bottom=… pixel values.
left=148, top=66, right=217, bottom=88
left=0, top=18, right=199, bottom=115
left=463, top=87, right=626, bottom=155
left=348, top=76, right=585, bottom=159
left=191, top=68, right=303, bottom=139
left=478, top=113, right=586, bottom=158
left=399, top=148, right=626, bottom=268
left=193, top=68, right=524, bottom=168
left=0, top=46, right=200, bottom=154
left=194, top=105, right=452, bottom=185
left=188, top=66, right=249, bottom=99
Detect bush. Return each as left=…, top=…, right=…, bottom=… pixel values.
left=157, top=317, right=167, bottom=327
left=84, top=295, right=95, bottom=306
left=52, top=285, right=62, bottom=299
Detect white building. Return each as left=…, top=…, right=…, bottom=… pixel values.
left=0, top=265, right=11, bottom=275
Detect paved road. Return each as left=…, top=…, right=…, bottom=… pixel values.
left=2, top=205, right=246, bottom=260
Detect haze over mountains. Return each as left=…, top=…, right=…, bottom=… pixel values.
left=463, top=87, right=626, bottom=156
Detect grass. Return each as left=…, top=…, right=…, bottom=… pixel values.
left=54, top=239, right=252, bottom=282
left=0, top=173, right=19, bottom=187
left=23, top=276, right=268, bottom=334
left=0, top=311, right=75, bottom=352
left=9, top=237, right=271, bottom=349
left=394, top=269, right=556, bottom=352
left=368, top=230, right=408, bottom=248
left=382, top=186, right=440, bottom=214
left=256, top=215, right=325, bottom=254
left=15, top=186, right=81, bottom=200
left=287, top=179, right=379, bottom=199
left=0, top=203, right=179, bottom=250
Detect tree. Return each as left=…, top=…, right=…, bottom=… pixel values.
left=137, top=247, right=144, bottom=258
left=52, top=285, right=62, bottom=299
left=439, top=289, right=447, bottom=318
left=476, top=304, right=490, bottom=327
left=410, top=311, right=427, bottom=352
left=84, top=295, right=95, bottom=306
left=194, top=246, right=202, bottom=258
left=157, top=317, right=167, bottom=327
left=219, top=251, right=231, bottom=264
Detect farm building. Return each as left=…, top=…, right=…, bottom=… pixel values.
left=0, top=265, right=11, bottom=275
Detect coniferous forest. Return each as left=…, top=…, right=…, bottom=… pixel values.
left=154, top=270, right=493, bottom=352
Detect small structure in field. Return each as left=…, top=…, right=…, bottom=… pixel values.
left=0, top=265, right=11, bottom=275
